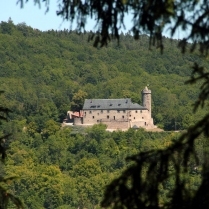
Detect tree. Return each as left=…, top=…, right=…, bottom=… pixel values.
left=18, top=0, right=209, bottom=208
left=42, top=119, right=60, bottom=139
left=0, top=92, right=23, bottom=208
left=70, top=90, right=87, bottom=112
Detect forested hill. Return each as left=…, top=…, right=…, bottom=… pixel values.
left=0, top=19, right=207, bottom=130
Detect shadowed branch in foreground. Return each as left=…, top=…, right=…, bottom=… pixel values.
left=101, top=63, right=209, bottom=209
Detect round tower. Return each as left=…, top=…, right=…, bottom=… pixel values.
left=142, top=86, right=152, bottom=116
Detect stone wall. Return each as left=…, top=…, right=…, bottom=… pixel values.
left=74, top=117, right=83, bottom=125
left=83, top=109, right=129, bottom=124
left=129, top=109, right=150, bottom=120
left=82, top=108, right=155, bottom=129
left=103, top=121, right=129, bottom=130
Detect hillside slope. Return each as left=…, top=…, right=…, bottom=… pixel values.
left=0, top=20, right=206, bottom=130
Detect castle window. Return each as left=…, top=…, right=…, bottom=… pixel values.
left=134, top=117, right=135, bottom=119
left=107, top=115, right=109, bottom=119
left=142, top=117, right=144, bottom=119
left=129, top=115, right=131, bottom=117
left=145, top=122, right=146, bottom=125
left=114, top=116, right=115, bottom=120
left=85, top=112, right=86, bottom=116
left=89, top=111, right=92, bottom=114
left=135, top=111, right=138, bottom=113
left=122, top=116, right=124, bottom=119
left=92, top=116, right=94, bottom=119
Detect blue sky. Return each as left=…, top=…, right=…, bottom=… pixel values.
left=0, top=1, right=184, bottom=39
left=0, top=1, right=118, bottom=32
left=0, top=1, right=80, bottom=31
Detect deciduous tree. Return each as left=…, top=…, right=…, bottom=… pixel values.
left=70, top=90, right=87, bottom=112
left=0, top=92, right=23, bottom=208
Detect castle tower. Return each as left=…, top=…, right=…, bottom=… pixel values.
left=142, top=86, right=152, bottom=116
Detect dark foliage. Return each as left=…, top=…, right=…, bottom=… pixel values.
left=102, top=121, right=209, bottom=208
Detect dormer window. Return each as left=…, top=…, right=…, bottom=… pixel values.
left=118, top=104, right=121, bottom=106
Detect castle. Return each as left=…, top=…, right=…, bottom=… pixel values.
left=65, top=86, right=156, bottom=131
